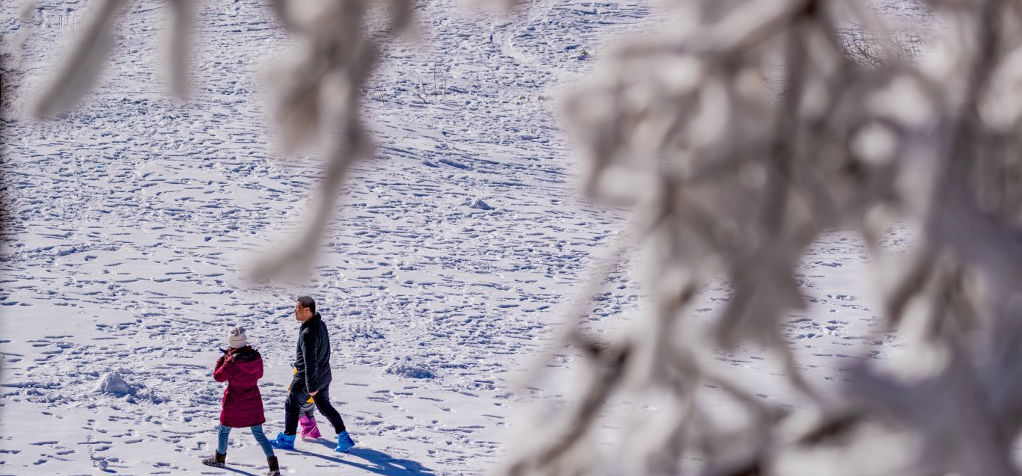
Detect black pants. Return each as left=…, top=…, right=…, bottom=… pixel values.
left=284, top=378, right=347, bottom=436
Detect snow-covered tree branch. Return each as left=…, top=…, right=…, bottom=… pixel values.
left=503, top=0, right=1022, bottom=475
left=25, top=0, right=415, bottom=281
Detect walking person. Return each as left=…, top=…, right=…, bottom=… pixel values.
left=271, top=296, right=356, bottom=453
left=298, top=397, right=322, bottom=439
left=201, top=327, right=280, bottom=476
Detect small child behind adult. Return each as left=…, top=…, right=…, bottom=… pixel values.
left=299, top=398, right=322, bottom=439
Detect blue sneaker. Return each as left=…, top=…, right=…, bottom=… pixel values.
left=269, top=432, right=296, bottom=450
left=334, top=431, right=355, bottom=453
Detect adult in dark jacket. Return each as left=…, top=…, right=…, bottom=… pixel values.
left=271, top=296, right=356, bottom=453
left=202, top=327, right=280, bottom=476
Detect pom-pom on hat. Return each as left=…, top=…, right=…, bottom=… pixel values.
left=227, top=326, right=247, bottom=349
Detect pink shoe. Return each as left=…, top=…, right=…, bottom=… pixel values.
left=299, top=414, right=322, bottom=439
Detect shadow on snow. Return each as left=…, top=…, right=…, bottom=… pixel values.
left=217, top=466, right=262, bottom=476
left=287, top=441, right=436, bottom=475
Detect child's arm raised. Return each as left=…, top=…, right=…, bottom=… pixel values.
left=213, top=354, right=239, bottom=382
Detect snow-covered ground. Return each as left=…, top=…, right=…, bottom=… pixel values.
left=1, top=1, right=917, bottom=475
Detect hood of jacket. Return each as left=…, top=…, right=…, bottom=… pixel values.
left=228, top=345, right=261, bottom=363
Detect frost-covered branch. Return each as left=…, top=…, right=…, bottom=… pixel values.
left=26, top=0, right=414, bottom=281
left=502, top=0, right=1022, bottom=474
left=246, top=0, right=414, bottom=281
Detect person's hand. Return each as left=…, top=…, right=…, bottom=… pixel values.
left=309, top=390, right=318, bottom=397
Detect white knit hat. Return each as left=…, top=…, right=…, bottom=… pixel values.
left=227, top=326, right=247, bottom=348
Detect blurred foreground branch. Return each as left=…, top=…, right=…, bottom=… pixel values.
left=26, top=0, right=414, bottom=281
left=500, top=0, right=1022, bottom=475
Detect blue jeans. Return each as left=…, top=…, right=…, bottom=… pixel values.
left=217, top=424, right=275, bottom=458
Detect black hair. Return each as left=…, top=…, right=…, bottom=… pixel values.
left=297, top=296, right=316, bottom=314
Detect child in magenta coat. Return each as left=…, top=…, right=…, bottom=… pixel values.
left=201, top=327, right=280, bottom=476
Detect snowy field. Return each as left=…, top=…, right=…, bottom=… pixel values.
left=1, top=1, right=925, bottom=475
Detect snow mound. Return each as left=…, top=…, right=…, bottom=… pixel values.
left=385, top=360, right=437, bottom=379
left=348, top=322, right=385, bottom=340
left=467, top=198, right=493, bottom=210
left=93, top=371, right=135, bottom=396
